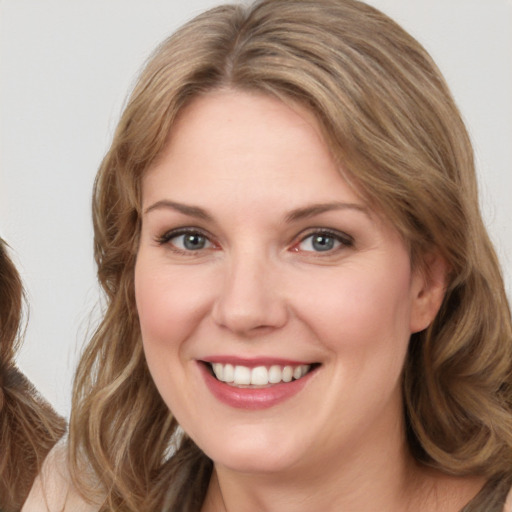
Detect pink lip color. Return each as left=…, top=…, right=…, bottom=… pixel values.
left=198, top=362, right=316, bottom=410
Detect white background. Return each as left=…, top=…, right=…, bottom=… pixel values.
left=1, top=0, right=511, bottom=417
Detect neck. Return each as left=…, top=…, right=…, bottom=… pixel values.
left=203, top=452, right=486, bottom=512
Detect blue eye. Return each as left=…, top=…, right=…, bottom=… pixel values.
left=160, top=230, right=213, bottom=252
left=296, top=231, right=351, bottom=253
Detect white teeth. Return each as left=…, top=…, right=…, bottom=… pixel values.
left=251, top=366, right=268, bottom=385
left=233, top=365, right=252, bottom=385
left=282, top=366, right=293, bottom=382
left=210, top=362, right=312, bottom=387
left=223, top=363, right=234, bottom=383
left=268, top=365, right=282, bottom=384
left=212, top=363, right=223, bottom=381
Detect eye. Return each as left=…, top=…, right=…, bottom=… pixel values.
left=293, top=230, right=353, bottom=253
left=157, top=229, right=214, bottom=252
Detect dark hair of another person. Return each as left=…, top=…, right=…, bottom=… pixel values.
left=0, top=240, right=66, bottom=512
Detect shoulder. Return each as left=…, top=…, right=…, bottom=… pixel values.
left=21, top=441, right=100, bottom=512
left=505, top=485, right=512, bottom=512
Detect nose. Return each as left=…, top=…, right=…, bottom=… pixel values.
left=211, top=251, right=288, bottom=336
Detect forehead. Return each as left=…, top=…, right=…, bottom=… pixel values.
left=142, top=89, right=364, bottom=210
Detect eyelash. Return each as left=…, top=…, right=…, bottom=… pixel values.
left=293, top=228, right=354, bottom=254
left=155, top=227, right=353, bottom=255
left=156, top=228, right=215, bottom=255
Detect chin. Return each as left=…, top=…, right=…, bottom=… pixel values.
left=197, top=430, right=305, bottom=475
left=216, top=452, right=299, bottom=475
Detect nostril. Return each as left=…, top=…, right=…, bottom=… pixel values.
left=212, top=306, right=288, bottom=335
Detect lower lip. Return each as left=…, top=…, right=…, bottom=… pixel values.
left=199, top=363, right=316, bottom=410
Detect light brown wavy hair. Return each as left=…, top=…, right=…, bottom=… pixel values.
left=0, top=240, right=66, bottom=511
left=68, top=0, right=512, bottom=510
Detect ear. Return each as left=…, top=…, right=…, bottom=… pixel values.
left=409, top=251, right=449, bottom=334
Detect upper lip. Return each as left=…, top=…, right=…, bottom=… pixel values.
left=200, top=356, right=317, bottom=367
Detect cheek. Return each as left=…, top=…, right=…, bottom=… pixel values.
left=134, top=259, right=215, bottom=412
left=296, top=260, right=414, bottom=356
left=134, top=260, right=213, bottom=347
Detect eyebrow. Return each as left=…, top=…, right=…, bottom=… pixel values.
left=144, top=199, right=369, bottom=223
left=144, top=200, right=213, bottom=221
left=284, top=202, right=370, bottom=222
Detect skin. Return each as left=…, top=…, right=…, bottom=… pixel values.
left=135, top=89, right=483, bottom=511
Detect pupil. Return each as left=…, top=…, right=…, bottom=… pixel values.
left=184, top=234, right=205, bottom=250
left=312, top=235, right=334, bottom=251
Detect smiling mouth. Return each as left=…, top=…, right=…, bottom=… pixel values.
left=203, top=362, right=320, bottom=388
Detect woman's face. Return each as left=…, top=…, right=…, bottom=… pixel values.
left=135, top=90, right=434, bottom=477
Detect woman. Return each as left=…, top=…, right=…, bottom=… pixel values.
left=24, top=0, right=512, bottom=510
left=0, top=240, right=66, bottom=511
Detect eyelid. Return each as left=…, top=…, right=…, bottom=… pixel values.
left=290, top=228, right=354, bottom=253
left=155, top=226, right=217, bottom=252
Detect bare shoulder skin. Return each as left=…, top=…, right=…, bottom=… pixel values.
left=505, top=487, right=512, bottom=512
left=21, top=441, right=99, bottom=512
